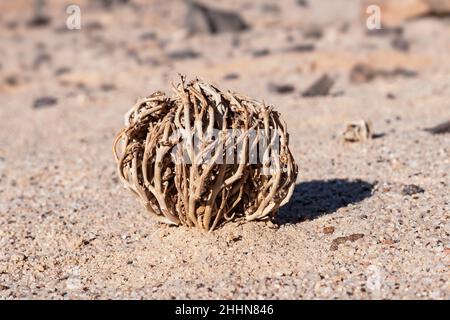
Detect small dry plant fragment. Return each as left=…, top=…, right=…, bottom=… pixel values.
left=113, top=76, right=298, bottom=231
left=342, top=120, right=373, bottom=143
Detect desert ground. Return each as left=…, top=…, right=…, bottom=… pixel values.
left=0, top=0, right=449, bottom=299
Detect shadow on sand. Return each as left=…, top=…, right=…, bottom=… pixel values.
left=278, top=179, right=374, bottom=224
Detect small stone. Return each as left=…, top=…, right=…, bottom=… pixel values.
left=284, top=44, right=315, bottom=53
left=386, top=93, right=396, bottom=100
left=54, top=67, right=71, bottom=76
left=261, top=3, right=280, bottom=13
left=226, top=233, right=242, bottom=243
left=28, top=1, right=51, bottom=28
left=401, top=184, right=425, bottom=196
left=323, top=226, right=335, bottom=234
left=140, top=32, right=157, bottom=41
left=377, top=68, right=418, bottom=79
left=33, top=96, right=58, bottom=109
left=33, top=52, right=52, bottom=70
left=424, top=120, right=450, bottom=135
left=93, top=0, right=129, bottom=9
left=391, top=36, right=410, bottom=52
left=303, top=26, right=322, bottom=39
left=168, top=49, right=201, bottom=60
left=100, top=83, right=116, bottom=91
left=4, top=75, right=19, bottom=87
left=223, top=73, right=239, bottom=80
left=185, top=1, right=249, bottom=35
left=296, top=0, right=309, bottom=7
left=252, top=49, right=270, bottom=57
left=268, top=83, right=295, bottom=94
left=350, top=64, right=376, bottom=84
left=302, top=74, right=334, bottom=97
left=27, top=15, right=51, bottom=27
left=342, top=120, right=373, bottom=143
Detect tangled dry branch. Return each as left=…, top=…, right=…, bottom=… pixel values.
left=113, top=76, right=298, bottom=231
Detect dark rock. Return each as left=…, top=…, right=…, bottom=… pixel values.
left=33, top=96, right=58, bottom=109
left=168, top=49, right=201, bottom=60
left=6, top=21, right=18, bottom=30
left=140, top=32, right=157, bottom=41
left=378, top=68, right=418, bottom=78
left=296, top=0, right=309, bottom=7
left=350, top=64, right=376, bottom=84
left=4, top=75, right=19, bottom=87
left=350, top=64, right=417, bottom=84
left=28, top=0, right=51, bottom=27
left=342, top=120, right=373, bottom=143
left=268, top=83, right=295, bottom=94
left=285, top=44, right=315, bottom=53
left=303, top=27, right=323, bottom=39
left=331, top=91, right=345, bottom=97
left=27, top=15, right=51, bottom=27
left=127, top=49, right=143, bottom=65
left=401, top=184, right=425, bottom=196
left=252, top=49, right=270, bottom=57
left=100, top=83, right=116, bottom=91
left=302, top=74, right=334, bottom=97
left=33, top=52, right=52, bottom=70
left=366, top=26, right=403, bottom=37
left=35, top=42, right=46, bottom=50
left=223, top=73, right=239, bottom=80
left=54, top=67, right=71, bottom=76
left=424, top=120, right=450, bottom=134
left=231, top=36, right=241, bottom=48
left=391, top=36, right=410, bottom=52
left=386, top=93, right=396, bottom=99
left=185, top=1, right=249, bottom=35
left=93, top=0, right=129, bottom=9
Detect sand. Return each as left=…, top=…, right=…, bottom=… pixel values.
left=0, top=0, right=448, bottom=299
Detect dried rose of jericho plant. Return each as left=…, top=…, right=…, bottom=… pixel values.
left=113, top=77, right=298, bottom=231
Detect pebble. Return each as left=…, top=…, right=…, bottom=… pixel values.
left=268, top=83, right=295, bottom=94
left=323, top=226, right=335, bottom=234
left=424, top=120, right=450, bottom=135
left=167, top=49, right=201, bottom=60
left=185, top=1, right=248, bottom=35
left=302, top=74, right=334, bottom=97
left=330, top=234, right=364, bottom=251
left=33, top=96, right=58, bottom=109
left=401, top=184, right=425, bottom=196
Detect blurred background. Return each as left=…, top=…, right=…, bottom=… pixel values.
left=1, top=0, right=450, bottom=111
left=0, top=0, right=449, bottom=299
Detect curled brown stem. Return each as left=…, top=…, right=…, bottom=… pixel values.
left=113, top=77, right=298, bottom=231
